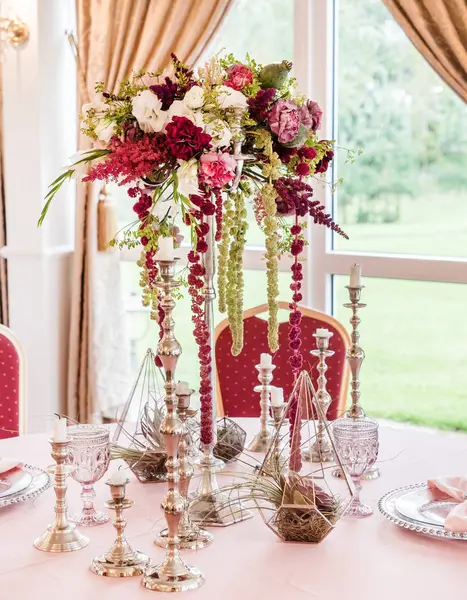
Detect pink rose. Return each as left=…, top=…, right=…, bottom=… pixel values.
left=225, top=64, right=254, bottom=91
left=268, top=99, right=301, bottom=143
left=200, top=151, right=237, bottom=189
left=300, top=100, right=322, bottom=132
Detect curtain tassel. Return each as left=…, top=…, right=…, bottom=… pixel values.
left=97, top=185, right=117, bottom=252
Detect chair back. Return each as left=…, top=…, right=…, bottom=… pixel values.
left=0, top=325, right=26, bottom=439
left=215, top=302, right=350, bottom=420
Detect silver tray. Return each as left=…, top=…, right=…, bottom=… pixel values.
left=0, top=464, right=51, bottom=509
left=379, top=483, right=467, bottom=540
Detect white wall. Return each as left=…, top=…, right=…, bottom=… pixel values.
left=2, top=0, right=76, bottom=431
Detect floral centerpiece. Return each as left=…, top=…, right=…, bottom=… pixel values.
left=40, top=53, right=347, bottom=449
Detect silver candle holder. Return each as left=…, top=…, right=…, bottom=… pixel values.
left=247, top=362, right=275, bottom=452
left=306, top=331, right=334, bottom=463
left=263, top=402, right=285, bottom=474
left=333, top=284, right=380, bottom=481
left=189, top=215, right=252, bottom=527
left=142, top=259, right=204, bottom=593
left=156, top=388, right=213, bottom=550
left=34, top=438, right=89, bottom=553
left=91, top=477, right=149, bottom=577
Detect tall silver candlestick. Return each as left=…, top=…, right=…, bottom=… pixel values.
left=190, top=214, right=252, bottom=527
left=333, top=284, right=380, bottom=480
left=156, top=388, right=213, bottom=550
left=307, top=331, right=334, bottom=463
left=142, top=259, right=204, bottom=593
left=247, top=363, right=275, bottom=452
left=34, top=439, right=89, bottom=553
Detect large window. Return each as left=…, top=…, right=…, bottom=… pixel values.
left=118, top=0, right=467, bottom=429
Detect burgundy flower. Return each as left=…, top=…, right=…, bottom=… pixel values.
left=225, top=64, right=254, bottom=90
left=300, top=100, right=322, bottom=132
left=150, top=77, right=178, bottom=110
left=196, top=239, right=208, bottom=253
left=274, top=142, right=297, bottom=164
left=268, top=99, right=301, bottom=144
left=298, top=146, right=317, bottom=160
left=289, top=311, right=302, bottom=325
left=296, top=162, right=310, bottom=177
left=315, top=149, right=334, bottom=174
left=165, top=116, right=212, bottom=160
left=247, top=88, right=277, bottom=122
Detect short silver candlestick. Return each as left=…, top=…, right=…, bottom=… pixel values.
left=156, top=389, right=213, bottom=550
left=333, top=284, right=380, bottom=480
left=305, top=331, right=334, bottom=463
left=247, top=363, right=276, bottom=452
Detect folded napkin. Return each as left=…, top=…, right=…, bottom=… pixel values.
left=0, top=458, right=22, bottom=475
left=427, top=476, right=467, bottom=532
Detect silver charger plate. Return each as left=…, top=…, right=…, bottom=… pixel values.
left=379, top=483, right=467, bottom=540
left=0, top=468, right=33, bottom=499
left=0, top=464, right=50, bottom=509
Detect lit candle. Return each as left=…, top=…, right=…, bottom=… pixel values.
left=53, top=416, right=67, bottom=442
left=260, top=353, right=272, bottom=367
left=108, top=468, right=127, bottom=485
left=156, top=237, right=175, bottom=261
left=349, top=263, right=362, bottom=288
left=270, top=386, right=284, bottom=407
left=315, top=328, right=333, bottom=339
left=176, top=381, right=191, bottom=395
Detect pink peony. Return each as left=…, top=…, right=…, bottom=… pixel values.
left=199, top=151, right=237, bottom=189
left=300, top=100, right=322, bottom=132
left=225, top=64, right=254, bottom=91
left=268, top=99, right=301, bottom=143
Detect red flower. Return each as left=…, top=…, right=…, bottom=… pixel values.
left=247, top=88, right=277, bottom=122
left=165, top=116, right=212, bottom=160
left=225, top=64, right=254, bottom=90
left=296, top=162, right=310, bottom=177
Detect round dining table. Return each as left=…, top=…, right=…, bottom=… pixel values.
left=0, top=419, right=466, bottom=599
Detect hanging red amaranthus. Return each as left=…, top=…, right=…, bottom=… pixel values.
left=186, top=191, right=217, bottom=446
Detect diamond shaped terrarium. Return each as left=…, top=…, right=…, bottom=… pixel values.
left=112, top=349, right=168, bottom=483
left=213, top=417, right=247, bottom=463
left=255, top=371, right=354, bottom=543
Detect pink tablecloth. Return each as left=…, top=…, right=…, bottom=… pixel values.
left=0, top=419, right=466, bottom=599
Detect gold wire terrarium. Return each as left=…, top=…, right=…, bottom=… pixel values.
left=254, top=371, right=354, bottom=543
left=213, top=417, right=247, bottom=463
left=112, top=349, right=168, bottom=483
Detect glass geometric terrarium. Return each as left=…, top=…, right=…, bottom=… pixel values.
left=255, top=370, right=355, bottom=543
left=213, top=417, right=247, bottom=463
left=112, top=349, right=168, bottom=483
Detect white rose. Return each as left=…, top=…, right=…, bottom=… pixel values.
left=166, top=100, right=204, bottom=128
left=216, top=85, right=248, bottom=109
left=204, top=118, right=232, bottom=149
left=95, top=120, right=115, bottom=143
left=132, top=90, right=166, bottom=133
left=184, top=85, right=205, bottom=110
left=177, top=158, right=200, bottom=198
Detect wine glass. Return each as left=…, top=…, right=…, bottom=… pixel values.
left=68, top=424, right=110, bottom=526
left=332, top=417, right=379, bottom=517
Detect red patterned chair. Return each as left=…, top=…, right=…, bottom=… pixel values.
left=0, top=325, right=26, bottom=439
left=215, top=302, right=350, bottom=420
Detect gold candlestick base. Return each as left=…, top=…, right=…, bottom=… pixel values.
left=142, top=557, right=204, bottom=593
left=34, top=523, right=89, bottom=553
left=34, top=439, right=89, bottom=553
left=91, top=481, right=150, bottom=578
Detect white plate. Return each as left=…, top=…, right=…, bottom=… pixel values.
left=0, top=464, right=50, bottom=509
left=0, top=468, right=33, bottom=499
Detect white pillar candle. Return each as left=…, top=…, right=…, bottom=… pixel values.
left=270, top=386, right=284, bottom=407
left=53, top=416, right=67, bottom=442
left=260, top=353, right=272, bottom=367
left=108, top=468, right=127, bottom=485
left=315, top=328, right=333, bottom=339
left=349, top=263, right=362, bottom=288
left=156, top=236, right=175, bottom=261
left=176, top=381, right=191, bottom=395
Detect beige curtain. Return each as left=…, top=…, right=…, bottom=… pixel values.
left=70, top=0, right=232, bottom=422
left=0, top=61, right=8, bottom=327
left=382, top=0, right=467, bottom=103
